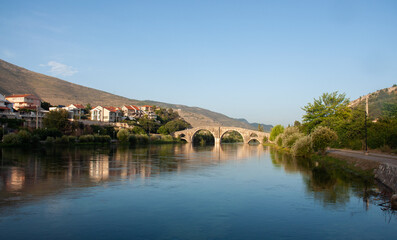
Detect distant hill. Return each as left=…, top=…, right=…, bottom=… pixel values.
left=0, top=59, right=267, bottom=129
left=349, top=85, right=397, bottom=119
left=234, top=118, right=273, bottom=132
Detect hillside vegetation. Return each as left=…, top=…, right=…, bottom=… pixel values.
left=349, top=85, right=397, bottom=119
left=0, top=59, right=261, bottom=130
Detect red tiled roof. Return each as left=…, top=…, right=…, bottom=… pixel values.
left=124, top=105, right=134, bottom=110
left=142, top=105, right=152, bottom=108
left=104, top=106, right=118, bottom=112
left=70, top=104, right=85, bottom=109
left=132, top=105, right=140, bottom=111
left=6, top=94, right=40, bottom=99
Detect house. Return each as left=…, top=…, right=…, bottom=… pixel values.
left=121, top=105, right=142, bottom=119
left=5, top=94, right=41, bottom=110
left=141, top=105, right=153, bottom=113
left=91, top=106, right=122, bottom=122
left=141, top=105, right=157, bottom=120
left=0, top=94, right=14, bottom=116
left=67, top=104, right=85, bottom=119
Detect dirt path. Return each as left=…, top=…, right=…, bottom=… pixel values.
left=327, top=149, right=397, bottom=168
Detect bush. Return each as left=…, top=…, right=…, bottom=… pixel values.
left=270, top=125, right=284, bottom=141
left=263, top=136, right=268, bottom=143
left=131, top=126, right=146, bottom=135
left=31, top=134, right=40, bottom=144
left=129, top=134, right=137, bottom=145
left=68, top=136, right=77, bottom=143
left=275, top=134, right=283, bottom=147
left=79, top=134, right=95, bottom=143
left=291, top=136, right=313, bottom=157
left=136, top=135, right=149, bottom=145
left=150, top=135, right=161, bottom=142
left=117, top=129, right=129, bottom=143
left=2, top=133, right=20, bottom=145
left=32, top=128, right=62, bottom=140
left=161, top=135, right=174, bottom=142
left=17, top=130, right=32, bottom=144
left=310, top=126, right=338, bottom=153
left=45, top=136, right=55, bottom=144
left=282, top=132, right=304, bottom=148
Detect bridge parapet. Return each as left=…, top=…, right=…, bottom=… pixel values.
left=173, top=126, right=269, bottom=144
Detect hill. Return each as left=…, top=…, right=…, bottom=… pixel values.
left=234, top=118, right=273, bottom=132
left=349, top=85, right=397, bottom=119
left=0, top=59, right=263, bottom=130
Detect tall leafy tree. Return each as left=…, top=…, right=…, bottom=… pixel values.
left=43, top=109, right=70, bottom=133
left=302, top=92, right=351, bottom=133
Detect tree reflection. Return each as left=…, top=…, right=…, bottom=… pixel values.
left=268, top=147, right=395, bottom=214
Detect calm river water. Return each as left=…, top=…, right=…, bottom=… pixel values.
left=0, top=144, right=396, bottom=239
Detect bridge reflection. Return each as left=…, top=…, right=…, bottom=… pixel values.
left=0, top=144, right=266, bottom=208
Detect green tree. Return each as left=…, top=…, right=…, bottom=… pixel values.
left=382, top=102, right=397, bottom=119
left=117, top=129, right=129, bottom=142
left=269, top=125, right=284, bottom=141
left=302, top=92, right=351, bottom=133
left=41, top=101, right=51, bottom=110
left=258, top=124, right=264, bottom=132
left=43, top=109, right=70, bottom=133
left=310, top=126, right=338, bottom=153
left=85, top=104, right=92, bottom=114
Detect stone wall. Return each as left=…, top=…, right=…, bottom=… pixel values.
left=375, top=164, right=397, bottom=192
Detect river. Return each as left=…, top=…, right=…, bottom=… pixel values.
left=0, top=144, right=396, bottom=239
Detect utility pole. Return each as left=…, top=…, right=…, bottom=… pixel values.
left=365, top=96, right=368, bottom=155
left=36, top=105, right=39, bottom=129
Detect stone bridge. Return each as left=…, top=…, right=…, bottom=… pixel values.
left=173, top=126, right=270, bottom=144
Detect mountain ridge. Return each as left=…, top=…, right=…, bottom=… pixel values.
left=0, top=59, right=268, bottom=130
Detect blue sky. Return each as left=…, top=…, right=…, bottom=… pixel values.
left=1, top=0, right=396, bottom=125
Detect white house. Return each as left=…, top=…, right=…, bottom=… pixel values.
left=121, top=105, right=142, bottom=119
left=0, top=94, right=14, bottom=116
left=5, top=94, right=41, bottom=110
left=91, top=106, right=122, bottom=122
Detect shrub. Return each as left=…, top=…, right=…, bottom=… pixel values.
left=161, top=135, right=174, bottom=142
left=263, top=136, right=268, bottom=143
left=32, top=128, right=62, bottom=140
left=68, top=136, right=77, bottom=143
left=150, top=135, right=161, bottom=142
left=45, top=136, right=55, bottom=144
left=131, top=126, right=146, bottom=135
left=270, top=125, right=284, bottom=141
left=128, top=134, right=137, bottom=145
left=31, top=134, right=41, bottom=144
left=310, top=126, right=338, bottom=153
left=61, top=135, right=70, bottom=143
left=275, top=134, right=283, bottom=147
left=291, top=136, right=313, bottom=157
left=55, top=137, right=63, bottom=144
left=79, top=134, right=95, bottom=143
left=283, top=132, right=304, bottom=148
left=17, top=130, right=32, bottom=144
left=117, top=129, right=129, bottom=143
left=2, top=133, right=20, bottom=145
left=136, top=135, right=149, bottom=145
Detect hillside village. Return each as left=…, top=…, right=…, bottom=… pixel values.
left=0, top=93, right=163, bottom=129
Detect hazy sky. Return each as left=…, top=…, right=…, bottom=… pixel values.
left=1, top=0, right=396, bottom=125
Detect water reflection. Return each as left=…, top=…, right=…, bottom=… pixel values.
left=269, top=148, right=395, bottom=213
left=0, top=144, right=394, bottom=218
left=0, top=144, right=265, bottom=209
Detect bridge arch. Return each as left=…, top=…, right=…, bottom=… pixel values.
left=192, top=129, right=216, bottom=145
left=220, top=130, right=244, bottom=143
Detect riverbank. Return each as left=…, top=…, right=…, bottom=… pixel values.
left=327, top=149, right=397, bottom=192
